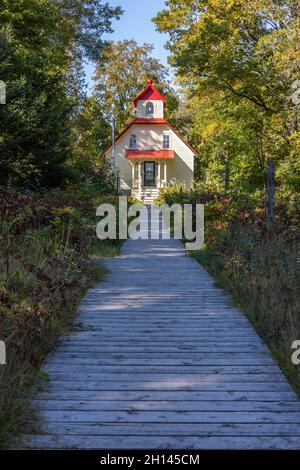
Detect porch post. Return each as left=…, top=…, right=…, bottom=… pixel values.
left=138, top=161, right=141, bottom=199
left=164, top=161, right=167, bottom=185
left=157, top=161, right=161, bottom=188
left=131, top=162, right=135, bottom=185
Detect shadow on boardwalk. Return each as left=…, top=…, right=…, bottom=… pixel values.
left=15, top=208, right=300, bottom=449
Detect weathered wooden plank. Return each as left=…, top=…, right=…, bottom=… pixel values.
left=76, top=315, right=248, bottom=320
left=74, top=326, right=253, bottom=331
left=43, top=365, right=281, bottom=374
left=45, top=373, right=286, bottom=382
left=48, top=351, right=271, bottom=358
left=21, top=422, right=300, bottom=437
left=59, top=338, right=267, bottom=351
left=45, top=380, right=293, bottom=392
left=78, top=311, right=242, bottom=316
left=73, top=315, right=254, bottom=321
left=82, top=302, right=238, bottom=304
left=15, top=434, right=300, bottom=450
left=83, top=300, right=235, bottom=303
left=31, top=399, right=300, bottom=412
left=47, top=358, right=275, bottom=366
left=59, top=342, right=266, bottom=349
left=69, top=326, right=256, bottom=332
left=70, top=331, right=258, bottom=338
left=62, top=337, right=263, bottom=344
left=78, top=308, right=244, bottom=312
left=62, top=334, right=263, bottom=340
left=30, top=409, right=300, bottom=423
left=36, top=390, right=298, bottom=402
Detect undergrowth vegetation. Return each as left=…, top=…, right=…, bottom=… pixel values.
left=159, top=186, right=300, bottom=395
left=0, top=185, right=121, bottom=447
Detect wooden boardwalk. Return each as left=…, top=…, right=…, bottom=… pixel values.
left=17, top=209, right=300, bottom=449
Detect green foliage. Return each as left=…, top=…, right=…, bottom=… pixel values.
left=68, top=96, right=112, bottom=180
left=0, top=1, right=70, bottom=187
left=159, top=186, right=300, bottom=394
left=0, top=0, right=121, bottom=188
left=154, top=0, right=300, bottom=195
left=0, top=185, right=123, bottom=446
left=193, top=227, right=300, bottom=394
left=157, top=183, right=217, bottom=205
left=93, top=39, right=179, bottom=131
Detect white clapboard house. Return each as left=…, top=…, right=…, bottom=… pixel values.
left=104, top=80, right=199, bottom=203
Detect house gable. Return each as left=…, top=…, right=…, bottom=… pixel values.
left=104, top=119, right=199, bottom=158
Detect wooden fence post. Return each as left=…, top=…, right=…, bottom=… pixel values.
left=266, top=160, right=275, bottom=226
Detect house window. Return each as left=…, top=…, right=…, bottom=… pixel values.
left=146, top=102, right=154, bottom=115
left=129, top=134, right=137, bottom=148
left=163, top=134, right=171, bottom=149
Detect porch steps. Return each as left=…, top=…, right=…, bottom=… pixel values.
left=132, top=187, right=160, bottom=203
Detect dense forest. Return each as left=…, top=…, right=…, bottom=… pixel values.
left=0, top=0, right=299, bottom=447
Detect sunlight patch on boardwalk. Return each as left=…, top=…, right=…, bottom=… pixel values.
left=16, top=208, right=300, bottom=449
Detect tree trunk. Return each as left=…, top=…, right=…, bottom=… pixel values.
left=266, top=160, right=275, bottom=227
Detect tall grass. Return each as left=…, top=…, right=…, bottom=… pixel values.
left=0, top=186, right=122, bottom=447
left=193, top=233, right=300, bottom=394
left=160, top=186, right=300, bottom=394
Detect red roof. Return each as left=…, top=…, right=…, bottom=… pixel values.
left=126, top=149, right=174, bottom=159
left=134, top=80, right=167, bottom=108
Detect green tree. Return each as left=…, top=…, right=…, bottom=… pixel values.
left=93, top=39, right=179, bottom=131
left=68, top=95, right=111, bottom=179
left=0, top=0, right=121, bottom=188
left=154, top=0, right=300, bottom=194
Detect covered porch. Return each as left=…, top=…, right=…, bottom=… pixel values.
left=126, top=149, right=174, bottom=202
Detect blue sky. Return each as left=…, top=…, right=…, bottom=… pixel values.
left=84, top=0, right=172, bottom=94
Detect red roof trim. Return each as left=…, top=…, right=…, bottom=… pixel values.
left=102, top=121, right=134, bottom=154
left=134, top=80, right=167, bottom=108
left=133, top=118, right=167, bottom=124
left=125, top=150, right=174, bottom=159
left=103, top=119, right=199, bottom=157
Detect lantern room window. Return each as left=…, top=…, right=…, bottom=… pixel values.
left=146, top=102, right=154, bottom=115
